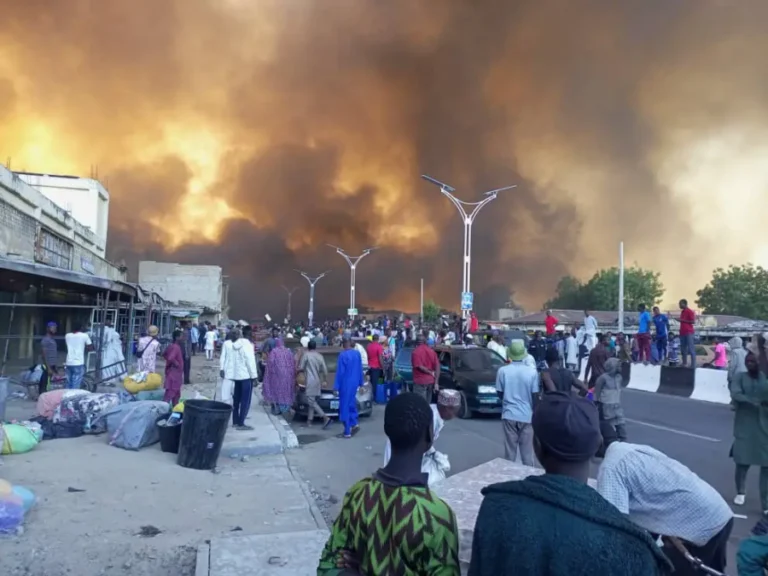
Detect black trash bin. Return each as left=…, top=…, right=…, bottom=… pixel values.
left=177, top=400, right=232, bottom=470
left=157, top=414, right=182, bottom=454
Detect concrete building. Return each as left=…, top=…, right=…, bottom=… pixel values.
left=15, top=171, right=110, bottom=258
left=0, top=163, right=134, bottom=370
left=0, top=164, right=123, bottom=280
left=138, top=261, right=229, bottom=323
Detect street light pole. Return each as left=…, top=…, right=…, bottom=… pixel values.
left=327, top=244, right=377, bottom=320
left=295, top=270, right=330, bottom=328
left=281, top=285, right=298, bottom=323
left=421, top=175, right=516, bottom=318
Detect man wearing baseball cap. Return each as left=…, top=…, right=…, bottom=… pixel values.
left=469, top=392, right=671, bottom=575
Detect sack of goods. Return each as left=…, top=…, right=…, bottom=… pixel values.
left=102, top=400, right=171, bottom=450
left=123, top=371, right=163, bottom=394
left=0, top=478, right=36, bottom=535
left=0, top=422, right=42, bottom=455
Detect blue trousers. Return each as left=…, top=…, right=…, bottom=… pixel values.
left=232, top=379, right=253, bottom=426
left=66, top=365, right=85, bottom=389
left=343, top=400, right=359, bottom=436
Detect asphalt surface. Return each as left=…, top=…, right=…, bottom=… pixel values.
left=285, top=389, right=752, bottom=569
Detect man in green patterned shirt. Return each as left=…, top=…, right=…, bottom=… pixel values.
left=317, top=392, right=460, bottom=576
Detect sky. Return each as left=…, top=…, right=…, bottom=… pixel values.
left=2, top=0, right=767, bottom=320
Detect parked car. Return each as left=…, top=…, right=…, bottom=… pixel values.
left=435, top=345, right=507, bottom=419
left=293, top=347, right=373, bottom=420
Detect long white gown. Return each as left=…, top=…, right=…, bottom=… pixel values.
left=101, top=326, right=126, bottom=385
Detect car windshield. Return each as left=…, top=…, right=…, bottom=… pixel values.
left=455, top=348, right=506, bottom=371
left=395, top=348, right=413, bottom=364
left=321, top=352, right=339, bottom=373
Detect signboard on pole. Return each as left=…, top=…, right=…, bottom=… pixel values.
left=347, top=308, right=358, bottom=316
left=461, top=292, right=473, bottom=311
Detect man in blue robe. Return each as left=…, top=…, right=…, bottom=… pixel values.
left=335, top=335, right=363, bottom=438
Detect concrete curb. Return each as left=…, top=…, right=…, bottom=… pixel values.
left=267, top=412, right=300, bottom=450
left=287, top=459, right=329, bottom=530
left=254, top=386, right=300, bottom=451
left=194, top=541, right=210, bottom=576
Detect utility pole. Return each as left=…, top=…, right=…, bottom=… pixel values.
left=281, top=285, right=298, bottom=323
left=421, top=175, right=516, bottom=318
left=294, top=270, right=330, bottom=328
left=618, top=242, right=625, bottom=332
left=327, top=244, right=377, bottom=321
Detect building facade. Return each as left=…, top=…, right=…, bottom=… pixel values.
left=138, top=261, right=228, bottom=323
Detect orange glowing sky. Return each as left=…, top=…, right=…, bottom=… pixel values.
left=2, top=0, right=767, bottom=317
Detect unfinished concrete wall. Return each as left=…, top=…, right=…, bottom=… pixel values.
left=138, top=261, right=223, bottom=311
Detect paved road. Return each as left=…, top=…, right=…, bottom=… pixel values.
left=285, top=390, right=753, bottom=567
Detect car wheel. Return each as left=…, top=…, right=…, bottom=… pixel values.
left=458, top=391, right=472, bottom=420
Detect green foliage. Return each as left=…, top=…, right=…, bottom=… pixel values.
left=422, top=299, right=441, bottom=323
left=696, top=264, right=768, bottom=320
left=545, top=267, right=665, bottom=311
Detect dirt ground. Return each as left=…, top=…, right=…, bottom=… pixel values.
left=0, top=358, right=299, bottom=576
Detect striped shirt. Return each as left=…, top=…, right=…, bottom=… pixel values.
left=597, top=442, right=732, bottom=546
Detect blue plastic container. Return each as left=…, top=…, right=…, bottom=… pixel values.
left=375, top=383, right=387, bottom=404
left=387, top=381, right=399, bottom=400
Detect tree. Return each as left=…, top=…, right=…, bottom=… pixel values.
left=422, top=299, right=441, bottom=324
left=545, top=267, right=664, bottom=311
left=544, top=276, right=589, bottom=310
left=696, top=264, right=768, bottom=320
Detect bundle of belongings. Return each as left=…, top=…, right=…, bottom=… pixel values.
left=120, top=371, right=164, bottom=402
left=97, top=401, right=170, bottom=451
left=0, top=478, right=36, bottom=535
left=0, top=421, right=43, bottom=455
left=32, top=389, right=121, bottom=438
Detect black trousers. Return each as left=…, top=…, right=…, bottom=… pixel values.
left=661, top=517, right=733, bottom=575
left=183, top=356, right=191, bottom=385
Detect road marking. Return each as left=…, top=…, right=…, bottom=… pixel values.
left=734, top=514, right=748, bottom=519
left=625, top=418, right=722, bottom=442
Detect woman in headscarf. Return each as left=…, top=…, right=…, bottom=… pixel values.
left=136, top=325, right=161, bottom=373
left=732, top=351, right=768, bottom=510
left=263, top=339, right=296, bottom=415
left=162, top=329, right=184, bottom=406
left=593, top=357, right=627, bottom=441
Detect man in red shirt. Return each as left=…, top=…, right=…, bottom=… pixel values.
left=366, top=335, right=385, bottom=386
left=678, top=299, right=697, bottom=368
left=411, top=332, right=440, bottom=403
left=545, top=310, right=558, bottom=337
left=470, top=312, right=479, bottom=334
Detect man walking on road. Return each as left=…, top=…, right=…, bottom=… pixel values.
left=39, top=321, right=59, bottom=396
left=366, top=334, right=385, bottom=387
left=496, top=340, right=539, bottom=466
left=298, top=340, right=331, bottom=429
left=411, top=332, right=440, bottom=402
left=334, top=335, right=363, bottom=438
left=679, top=299, right=697, bottom=368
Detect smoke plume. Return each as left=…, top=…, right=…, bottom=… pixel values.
left=2, top=0, right=767, bottom=319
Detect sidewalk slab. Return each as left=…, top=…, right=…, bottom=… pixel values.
left=207, top=529, right=329, bottom=576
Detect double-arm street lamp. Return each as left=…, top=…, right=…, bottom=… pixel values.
left=280, top=285, right=298, bottom=322
left=421, top=175, right=516, bottom=317
left=295, top=270, right=330, bottom=327
left=327, top=244, right=377, bottom=320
